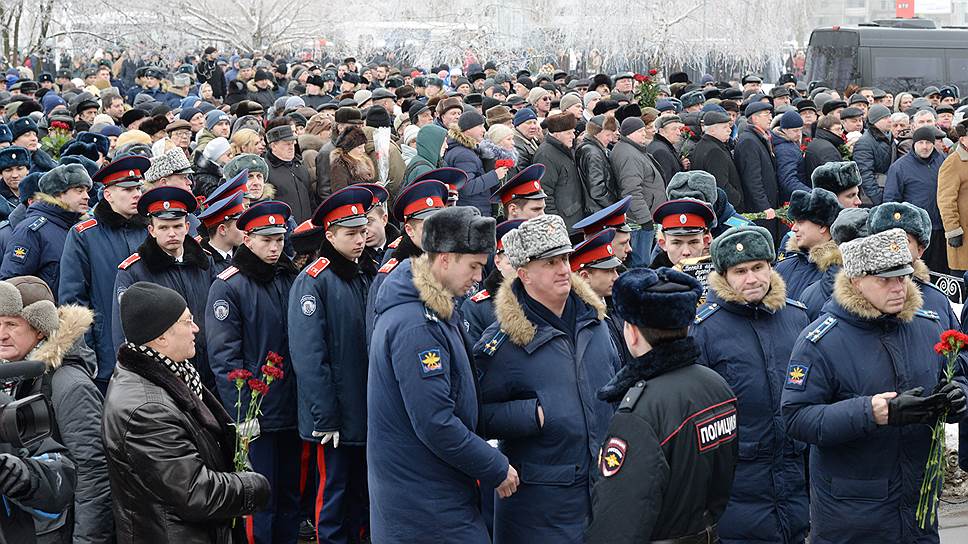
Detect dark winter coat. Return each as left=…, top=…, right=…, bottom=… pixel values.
left=0, top=183, right=18, bottom=221
left=200, top=240, right=233, bottom=276
left=798, top=245, right=844, bottom=322
left=534, top=134, right=586, bottom=227
left=734, top=125, right=779, bottom=213
left=512, top=131, right=540, bottom=176
left=314, top=134, right=337, bottom=200
left=367, top=256, right=509, bottom=543
left=884, top=148, right=945, bottom=230
left=288, top=238, right=371, bottom=445
left=264, top=150, right=313, bottom=223
left=576, top=135, right=618, bottom=214
left=804, top=128, right=845, bottom=180
left=781, top=275, right=962, bottom=544
left=0, top=195, right=82, bottom=300
left=647, top=134, right=683, bottom=186
left=192, top=155, right=224, bottom=199
left=195, top=60, right=227, bottom=99
left=475, top=276, right=618, bottom=544
left=690, top=134, right=744, bottom=211
left=852, top=126, right=892, bottom=205
left=103, top=343, right=270, bottom=544
left=365, top=232, right=421, bottom=342
left=775, top=238, right=838, bottom=300
left=610, top=135, right=666, bottom=226
left=459, top=268, right=502, bottom=344
left=29, top=148, right=60, bottom=174
left=58, top=201, right=147, bottom=383
left=772, top=130, right=811, bottom=202
left=245, top=81, right=276, bottom=111
left=444, top=128, right=502, bottom=216
left=692, top=271, right=810, bottom=544
left=206, top=245, right=299, bottom=432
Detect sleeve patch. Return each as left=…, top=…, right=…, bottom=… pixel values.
left=306, top=257, right=330, bottom=278
left=300, top=294, right=317, bottom=316
left=695, top=409, right=737, bottom=453
left=213, top=299, right=230, bottom=321
left=418, top=348, right=445, bottom=377
left=785, top=362, right=810, bottom=391
left=599, top=437, right=627, bottom=477
left=378, top=258, right=399, bottom=274
left=10, top=246, right=28, bottom=262
left=74, top=218, right=98, bottom=233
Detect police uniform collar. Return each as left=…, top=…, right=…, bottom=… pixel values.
left=231, top=243, right=297, bottom=284
left=138, top=233, right=211, bottom=273
left=317, top=236, right=362, bottom=282
left=94, top=199, right=148, bottom=229
left=597, top=337, right=702, bottom=403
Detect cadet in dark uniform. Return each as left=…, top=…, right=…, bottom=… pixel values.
left=573, top=196, right=634, bottom=263
left=571, top=227, right=629, bottom=369
left=198, top=194, right=246, bottom=275
left=411, top=166, right=468, bottom=206
left=288, top=186, right=374, bottom=543
left=649, top=198, right=716, bottom=269
left=774, top=188, right=842, bottom=299
left=356, top=183, right=395, bottom=268
left=586, top=267, right=738, bottom=544
left=491, top=164, right=548, bottom=220
left=460, top=219, right=523, bottom=343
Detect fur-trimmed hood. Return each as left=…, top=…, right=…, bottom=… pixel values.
left=494, top=274, right=606, bottom=347
left=447, top=126, right=481, bottom=151
left=785, top=236, right=840, bottom=272
left=33, top=192, right=72, bottom=211
left=29, top=304, right=94, bottom=371
left=832, top=270, right=922, bottom=323
left=913, top=259, right=931, bottom=283
left=411, top=255, right=455, bottom=320
left=708, top=269, right=787, bottom=312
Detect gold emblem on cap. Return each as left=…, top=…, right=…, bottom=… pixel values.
left=736, top=242, right=744, bottom=251
left=679, top=214, right=687, bottom=224
left=890, top=242, right=900, bottom=252
left=894, top=212, right=902, bottom=221
left=129, top=170, right=135, bottom=176
left=268, top=216, right=276, bottom=224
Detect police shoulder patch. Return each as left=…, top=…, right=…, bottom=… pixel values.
left=806, top=316, right=837, bottom=343
left=418, top=348, right=445, bottom=377
left=378, top=258, right=399, bottom=274
left=212, top=299, right=230, bottom=321
left=599, top=437, right=627, bottom=477
left=118, top=253, right=141, bottom=270
left=785, top=362, right=810, bottom=391
left=306, top=257, right=330, bottom=278
left=481, top=330, right=508, bottom=356
left=618, top=381, right=647, bottom=411
left=74, top=218, right=98, bottom=233
left=217, top=266, right=239, bottom=281
left=694, top=303, right=720, bottom=324
left=388, top=236, right=401, bottom=249
left=786, top=298, right=807, bottom=310
left=915, top=309, right=940, bottom=321
left=470, top=289, right=490, bottom=303
left=299, top=294, right=317, bottom=316
left=28, top=216, right=47, bottom=231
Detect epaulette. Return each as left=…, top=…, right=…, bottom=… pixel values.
left=388, top=236, right=401, bottom=249
left=470, top=290, right=491, bottom=303
left=915, top=309, right=940, bottom=321
left=694, top=303, right=720, bottom=324
left=28, top=216, right=47, bottom=231
left=619, top=381, right=647, bottom=411
left=306, top=257, right=330, bottom=278
left=786, top=298, right=807, bottom=310
left=118, top=253, right=141, bottom=270
left=378, top=258, right=399, bottom=274
left=481, top=330, right=508, bottom=356
left=74, top=218, right=98, bottom=233
left=217, top=266, right=239, bottom=281
left=0, top=220, right=9, bottom=230
left=807, top=316, right=838, bottom=343
left=423, top=304, right=440, bottom=323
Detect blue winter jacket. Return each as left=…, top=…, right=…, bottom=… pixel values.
left=0, top=197, right=82, bottom=299
left=775, top=238, right=838, bottom=301
left=443, top=128, right=501, bottom=216
left=367, top=256, right=508, bottom=544
left=206, top=244, right=298, bottom=432
left=693, top=271, right=809, bottom=544
left=474, top=277, right=617, bottom=544
left=772, top=131, right=810, bottom=202
left=58, top=201, right=148, bottom=382
left=781, top=275, right=966, bottom=544
left=884, top=149, right=945, bottom=231
left=460, top=268, right=502, bottom=344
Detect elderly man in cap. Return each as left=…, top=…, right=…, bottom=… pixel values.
left=207, top=200, right=301, bottom=544
left=263, top=124, right=313, bottom=222
left=853, top=103, right=894, bottom=206
left=104, top=282, right=271, bottom=543
left=59, top=156, right=149, bottom=394
left=776, top=188, right=843, bottom=299
left=289, top=186, right=374, bottom=543
left=512, top=109, right=542, bottom=175
left=610, top=115, right=666, bottom=266
left=691, top=110, right=744, bottom=209
left=368, top=206, right=517, bottom=543
left=0, top=276, right=111, bottom=543
left=586, top=266, right=738, bottom=543
left=773, top=110, right=811, bottom=201
left=735, top=102, right=782, bottom=241
left=782, top=228, right=967, bottom=543
left=647, top=115, right=684, bottom=183
left=693, top=226, right=810, bottom=543
left=1, top=164, right=91, bottom=298
left=474, top=214, right=618, bottom=543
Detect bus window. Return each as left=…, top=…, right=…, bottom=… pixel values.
left=806, top=31, right=860, bottom=91
left=870, top=50, right=943, bottom=93
left=948, top=54, right=968, bottom=94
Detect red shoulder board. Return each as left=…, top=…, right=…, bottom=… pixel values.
left=118, top=253, right=141, bottom=270
left=217, top=266, right=239, bottom=281
left=74, top=218, right=98, bottom=233
left=378, top=258, right=399, bottom=274
left=306, top=257, right=330, bottom=278
left=388, top=236, right=402, bottom=249
left=470, top=290, right=491, bottom=303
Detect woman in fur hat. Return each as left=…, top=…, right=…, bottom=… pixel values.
left=329, top=126, right=375, bottom=192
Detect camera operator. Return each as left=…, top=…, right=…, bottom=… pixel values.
left=0, top=276, right=111, bottom=544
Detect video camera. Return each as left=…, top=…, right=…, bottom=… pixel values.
left=0, top=361, right=52, bottom=448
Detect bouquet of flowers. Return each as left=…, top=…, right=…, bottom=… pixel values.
left=227, top=351, right=285, bottom=472
left=741, top=204, right=791, bottom=226
left=633, top=69, right=660, bottom=110
left=916, top=330, right=967, bottom=528
left=41, top=120, right=72, bottom=159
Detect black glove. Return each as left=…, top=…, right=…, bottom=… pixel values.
left=887, top=387, right=946, bottom=426
left=936, top=382, right=967, bottom=423
left=949, top=235, right=963, bottom=248
left=0, top=453, right=31, bottom=498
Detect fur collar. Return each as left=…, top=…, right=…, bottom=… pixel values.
left=394, top=232, right=423, bottom=261
left=598, top=337, right=701, bottom=402
left=411, top=255, right=454, bottom=320
left=31, top=305, right=93, bottom=371
left=784, top=234, right=801, bottom=254
left=448, top=126, right=480, bottom=150
left=809, top=239, right=841, bottom=272
left=34, top=192, right=71, bottom=211
left=232, top=243, right=298, bottom=284
left=832, top=270, right=922, bottom=323
left=708, top=269, right=787, bottom=312
left=138, top=234, right=211, bottom=273
left=116, top=343, right=232, bottom=437
left=317, top=237, right=362, bottom=282
left=495, top=274, right=606, bottom=347
left=93, top=199, right=148, bottom=229
left=913, top=259, right=931, bottom=283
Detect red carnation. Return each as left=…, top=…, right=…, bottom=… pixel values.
left=228, top=369, right=252, bottom=382
left=633, top=73, right=646, bottom=83
left=266, top=351, right=283, bottom=366
left=649, top=69, right=658, bottom=76
left=248, top=378, right=269, bottom=396
left=935, top=342, right=947, bottom=355
left=262, top=364, right=284, bottom=380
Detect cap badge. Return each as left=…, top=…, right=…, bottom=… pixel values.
left=163, top=201, right=171, bottom=209
left=425, top=197, right=434, bottom=206
left=10, top=153, right=14, bottom=159
left=268, top=216, right=276, bottom=224
left=679, top=214, right=687, bottom=224
left=890, top=242, right=900, bottom=252
left=533, top=181, right=540, bottom=190
left=129, top=170, right=135, bottom=177
left=894, top=212, right=902, bottom=221
left=607, top=245, right=613, bottom=255
left=351, top=205, right=358, bottom=214
left=736, top=243, right=744, bottom=252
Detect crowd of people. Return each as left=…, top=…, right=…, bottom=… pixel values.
left=0, top=44, right=967, bottom=544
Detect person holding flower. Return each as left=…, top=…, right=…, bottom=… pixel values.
left=781, top=228, right=968, bottom=544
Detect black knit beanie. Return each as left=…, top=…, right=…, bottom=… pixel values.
left=120, top=282, right=188, bottom=345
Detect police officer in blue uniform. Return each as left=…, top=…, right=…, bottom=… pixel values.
left=475, top=214, right=619, bottom=543
left=207, top=200, right=301, bottom=544
left=693, top=225, right=810, bottom=543
left=460, top=219, right=523, bottom=343
left=59, top=155, right=149, bottom=393
left=573, top=196, right=634, bottom=263
left=1, top=163, right=91, bottom=298
left=571, top=227, right=629, bottom=369
left=799, top=207, right=870, bottom=320
left=775, top=188, right=843, bottom=299
left=781, top=228, right=968, bottom=543
left=491, top=164, right=547, bottom=220
left=368, top=206, right=515, bottom=543
left=112, top=186, right=216, bottom=389
left=288, top=186, right=374, bottom=543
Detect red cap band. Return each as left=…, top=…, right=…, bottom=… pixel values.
left=147, top=199, right=189, bottom=215
left=500, top=180, right=543, bottom=205
left=201, top=201, right=245, bottom=228
left=403, top=196, right=445, bottom=218
left=324, top=203, right=366, bottom=229
left=102, top=169, right=143, bottom=185
left=660, top=212, right=708, bottom=231
left=244, top=213, right=287, bottom=232
left=582, top=213, right=626, bottom=234
left=570, top=242, right=616, bottom=272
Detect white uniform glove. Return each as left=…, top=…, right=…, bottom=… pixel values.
left=312, top=431, right=340, bottom=448
left=236, top=419, right=261, bottom=440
